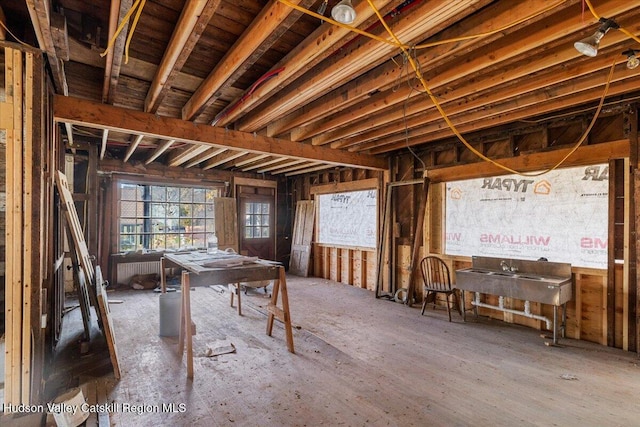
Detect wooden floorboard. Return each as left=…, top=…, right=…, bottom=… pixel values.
left=49, top=276, right=640, bottom=426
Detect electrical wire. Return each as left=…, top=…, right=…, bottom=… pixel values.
left=366, top=0, right=620, bottom=177
left=275, top=0, right=566, bottom=52
left=584, top=0, right=640, bottom=45
left=100, top=0, right=147, bottom=64
left=277, top=0, right=637, bottom=177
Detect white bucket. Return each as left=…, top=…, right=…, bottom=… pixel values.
left=159, top=292, right=181, bottom=337
left=51, top=387, right=89, bottom=427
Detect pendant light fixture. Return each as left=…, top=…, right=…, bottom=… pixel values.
left=331, top=0, right=356, bottom=25
left=623, top=49, right=640, bottom=70
left=573, top=18, right=619, bottom=57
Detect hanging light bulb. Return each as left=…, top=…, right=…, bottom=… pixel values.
left=624, top=49, right=640, bottom=70
left=574, top=18, right=619, bottom=57
left=331, top=0, right=356, bottom=24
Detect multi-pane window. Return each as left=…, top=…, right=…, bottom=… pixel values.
left=244, top=202, right=270, bottom=238
left=119, top=183, right=222, bottom=252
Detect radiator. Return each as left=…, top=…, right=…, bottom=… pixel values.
left=116, top=261, right=161, bottom=285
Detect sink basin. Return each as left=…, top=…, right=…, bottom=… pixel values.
left=455, top=263, right=572, bottom=306
left=517, top=274, right=543, bottom=280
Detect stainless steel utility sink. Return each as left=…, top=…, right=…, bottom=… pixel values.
left=455, top=256, right=573, bottom=344
left=456, top=256, right=572, bottom=306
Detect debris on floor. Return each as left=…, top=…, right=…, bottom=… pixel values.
left=202, top=342, right=236, bottom=357
left=559, top=373, right=578, bottom=380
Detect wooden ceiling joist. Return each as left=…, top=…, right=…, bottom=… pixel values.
left=241, top=156, right=282, bottom=172
left=145, top=0, right=220, bottom=113
left=233, top=153, right=270, bottom=168
left=212, top=0, right=395, bottom=127
left=272, top=0, right=575, bottom=140
left=285, top=164, right=335, bottom=176
left=257, top=158, right=306, bottom=174
left=184, top=147, right=227, bottom=168
left=123, top=134, right=144, bottom=163
left=145, top=139, right=175, bottom=165
left=167, top=144, right=210, bottom=167
left=235, top=0, right=487, bottom=132
left=53, top=96, right=387, bottom=170
left=201, top=151, right=248, bottom=170
left=182, top=0, right=313, bottom=121
left=310, top=0, right=638, bottom=149
left=103, top=0, right=132, bottom=104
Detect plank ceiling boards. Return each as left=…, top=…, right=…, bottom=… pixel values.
left=3, top=0, right=640, bottom=174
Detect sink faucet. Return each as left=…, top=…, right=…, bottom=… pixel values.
left=500, top=260, right=509, bottom=271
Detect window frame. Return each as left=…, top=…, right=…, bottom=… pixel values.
left=115, top=177, right=225, bottom=252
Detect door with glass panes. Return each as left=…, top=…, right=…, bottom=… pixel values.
left=238, top=186, right=275, bottom=260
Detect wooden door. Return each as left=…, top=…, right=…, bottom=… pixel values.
left=238, top=186, right=275, bottom=260
left=213, top=197, right=239, bottom=252
left=289, top=200, right=315, bottom=276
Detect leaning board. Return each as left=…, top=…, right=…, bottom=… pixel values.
left=96, top=266, right=121, bottom=379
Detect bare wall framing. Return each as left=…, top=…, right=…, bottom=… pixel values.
left=1, top=42, right=55, bottom=406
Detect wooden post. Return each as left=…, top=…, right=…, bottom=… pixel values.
left=406, top=178, right=430, bottom=307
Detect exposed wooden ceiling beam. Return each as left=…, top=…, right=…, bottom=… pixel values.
left=271, top=161, right=322, bottom=174
left=53, top=95, right=387, bottom=170
left=234, top=0, right=487, bottom=131
left=309, top=1, right=639, bottom=150
left=212, top=0, right=395, bottom=126
left=184, top=147, right=227, bottom=168
left=103, top=0, right=132, bottom=104
left=233, top=153, right=270, bottom=168
left=424, top=140, right=629, bottom=182
left=145, top=139, right=175, bottom=165
left=124, top=134, right=144, bottom=163
left=26, top=0, right=67, bottom=94
left=145, top=0, right=219, bottom=113
left=182, top=0, right=313, bottom=121
left=257, top=159, right=306, bottom=174
left=100, top=129, right=109, bottom=160
left=267, top=0, right=540, bottom=138
left=202, top=151, right=248, bottom=170
left=296, top=0, right=582, bottom=144
left=285, top=164, right=335, bottom=176
left=336, top=46, right=623, bottom=148
left=168, top=144, right=210, bottom=167
left=369, top=74, right=639, bottom=154
left=241, top=156, right=282, bottom=172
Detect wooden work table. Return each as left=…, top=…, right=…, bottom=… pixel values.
left=163, top=251, right=295, bottom=379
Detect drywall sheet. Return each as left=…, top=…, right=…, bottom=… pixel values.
left=445, top=164, right=608, bottom=269
left=317, top=189, right=377, bottom=248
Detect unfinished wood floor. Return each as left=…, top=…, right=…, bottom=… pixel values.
left=58, top=275, right=640, bottom=426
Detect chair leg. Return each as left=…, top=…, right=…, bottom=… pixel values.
left=445, top=293, right=452, bottom=322
left=421, top=291, right=429, bottom=315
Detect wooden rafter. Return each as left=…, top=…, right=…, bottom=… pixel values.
left=103, top=0, right=132, bottom=104
left=257, top=158, right=307, bottom=174
left=182, top=0, right=314, bottom=121
left=233, top=0, right=487, bottom=131
left=310, top=0, right=635, bottom=149
left=167, top=144, right=209, bottom=167
left=123, top=134, right=144, bottom=163
left=184, top=147, right=227, bottom=168
left=202, top=151, right=248, bottom=170
left=145, top=0, right=220, bottom=113
left=212, top=0, right=395, bottom=126
left=145, top=139, right=175, bottom=164
left=53, top=96, right=387, bottom=170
